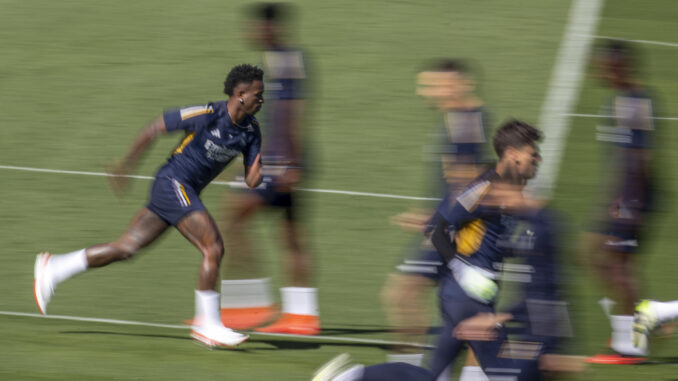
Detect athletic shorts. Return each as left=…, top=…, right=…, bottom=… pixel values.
left=146, top=176, right=206, bottom=226
left=601, top=219, right=642, bottom=254
left=252, top=175, right=295, bottom=219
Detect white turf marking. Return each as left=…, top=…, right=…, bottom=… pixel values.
left=0, top=310, right=434, bottom=349
left=566, top=113, right=678, bottom=121
left=0, top=164, right=439, bottom=202
left=528, top=0, right=605, bottom=199
left=589, top=35, right=678, bottom=49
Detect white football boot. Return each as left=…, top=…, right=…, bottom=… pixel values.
left=33, top=252, right=55, bottom=315
left=190, top=324, right=249, bottom=348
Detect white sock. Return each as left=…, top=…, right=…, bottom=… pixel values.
left=50, top=249, right=88, bottom=286
left=458, top=366, right=488, bottom=381
left=220, top=278, right=274, bottom=309
left=653, top=300, right=678, bottom=322
left=610, top=315, right=647, bottom=356
left=281, top=287, right=318, bottom=316
left=195, top=290, right=223, bottom=327
left=386, top=353, right=424, bottom=366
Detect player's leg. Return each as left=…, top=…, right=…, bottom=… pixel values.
left=218, top=191, right=278, bottom=329
left=382, top=272, right=434, bottom=367
left=34, top=207, right=169, bottom=315
left=609, top=250, right=638, bottom=315
left=86, top=208, right=170, bottom=267
left=222, top=191, right=266, bottom=277
left=605, top=247, right=647, bottom=356
left=256, top=203, right=320, bottom=334
left=176, top=209, right=249, bottom=347
left=459, top=349, right=488, bottom=381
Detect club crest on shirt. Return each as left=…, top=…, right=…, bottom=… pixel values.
left=204, top=139, right=239, bottom=162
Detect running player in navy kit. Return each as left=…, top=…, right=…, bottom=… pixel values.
left=220, top=3, right=318, bottom=335
left=33, top=64, right=264, bottom=348
left=583, top=41, right=658, bottom=359
left=383, top=59, right=490, bottom=380
left=312, top=120, right=553, bottom=381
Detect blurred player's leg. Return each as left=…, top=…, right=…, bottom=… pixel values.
left=34, top=208, right=169, bottom=315
left=177, top=210, right=249, bottom=347
left=255, top=202, right=319, bottom=335
left=220, top=192, right=278, bottom=329
left=458, top=349, right=488, bottom=381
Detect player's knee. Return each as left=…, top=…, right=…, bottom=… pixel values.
left=115, top=242, right=139, bottom=261
left=204, top=241, right=224, bottom=262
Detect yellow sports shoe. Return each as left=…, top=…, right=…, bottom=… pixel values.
left=312, top=354, right=352, bottom=381
left=633, top=300, right=658, bottom=351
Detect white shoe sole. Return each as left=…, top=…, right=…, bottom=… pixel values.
left=190, top=329, right=249, bottom=349
left=33, top=252, right=51, bottom=315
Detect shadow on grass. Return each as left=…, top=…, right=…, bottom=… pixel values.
left=60, top=329, right=425, bottom=351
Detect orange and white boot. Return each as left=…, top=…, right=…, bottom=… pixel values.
left=255, top=287, right=320, bottom=335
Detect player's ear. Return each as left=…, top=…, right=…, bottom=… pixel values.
left=504, top=146, right=519, bottom=164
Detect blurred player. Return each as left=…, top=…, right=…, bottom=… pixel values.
left=219, top=3, right=317, bottom=335
left=312, top=123, right=584, bottom=380
left=584, top=40, right=657, bottom=360
left=33, top=64, right=264, bottom=348
left=383, top=59, right=490, bottom=380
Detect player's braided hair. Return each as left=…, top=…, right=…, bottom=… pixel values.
left=493, top=120, right=542, bottom=158
left=223, top=64, right=264, bottom=96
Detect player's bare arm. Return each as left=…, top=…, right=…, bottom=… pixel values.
left=245, top=152, right=263, bottom=188
left=107, top=116, right=168, bottom=193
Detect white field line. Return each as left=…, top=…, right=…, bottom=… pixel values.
left=0, top=164, right=439, bottom=202
left=528, top=0, right=605, bottom=199
left=566, top=113, right=678, bottom=121
left=0, top=310, right=435, bottom=349
left=588, top=35, right=678, bottom=49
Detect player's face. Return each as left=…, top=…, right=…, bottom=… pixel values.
left=597, top=56, right=628, bottom=88
left=506, top=143, right=541, bottom=181
left=515, top=144, right=541, bottom=180
left=241, top=80, right=265, bottom=115
left=245, top=20, right=277, bottom=49
left=416, top=71, right=472, bottom=109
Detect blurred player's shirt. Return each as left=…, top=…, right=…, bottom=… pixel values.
left=161, top=101, right=262, bottom=192
left=260, top=47, right=307, bottom=167
left=397, top=107, right=490, bottom=281
left=501, top=208, right=573, bottom=353
left=595, top=90, right=655, bottom=226
left=426, top=107, right=490, bottom=199
left=435, top=169, right=515, bottom=273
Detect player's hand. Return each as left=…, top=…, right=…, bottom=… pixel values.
left=105, top=159, right=132, bottom=195
left=274, top=167, right=302, bottom=192
left=454, top=313, right=511, bottom=341
left=390, top=209, right=432, bottom=233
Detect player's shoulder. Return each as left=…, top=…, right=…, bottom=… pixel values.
left=456, top=168, right=498, bottom=211
left=263, top=46, right=307, bottom=79
left=176, top=101, right=224, bottom=120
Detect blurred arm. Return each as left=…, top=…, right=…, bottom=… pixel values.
left=107, top=116, right=167, bottom=193
left=244, top=153, right=262, bottom=189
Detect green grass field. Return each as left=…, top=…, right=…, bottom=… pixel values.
left=2, top=0, right=678, bottom=379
